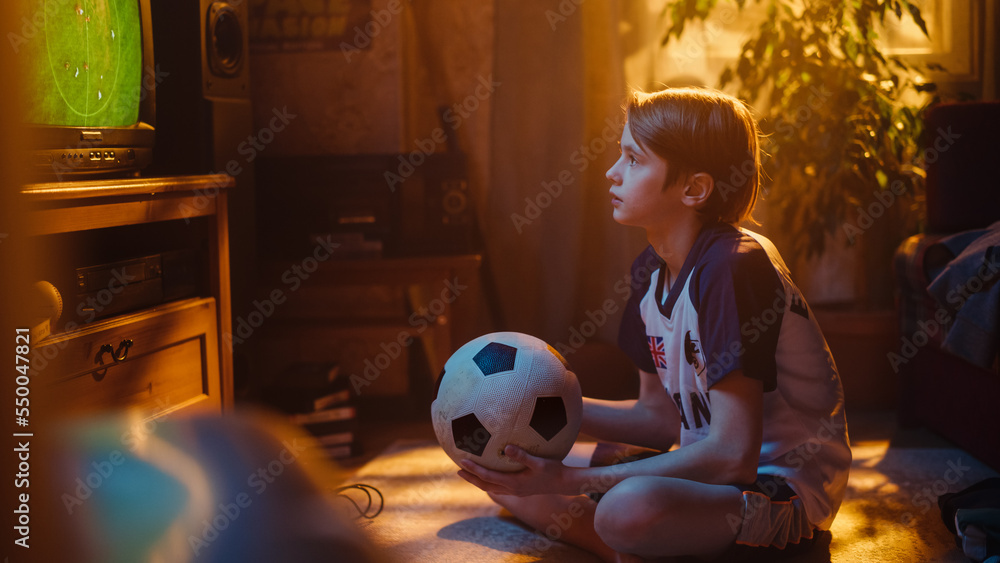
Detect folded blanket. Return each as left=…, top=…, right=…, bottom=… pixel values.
left=927, top=221, right=1000, bottom=368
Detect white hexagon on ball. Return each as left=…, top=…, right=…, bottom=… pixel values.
left=431, top=332, right=583, bottom=472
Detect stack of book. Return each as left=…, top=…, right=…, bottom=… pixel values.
left=263, top=362, right=360, bottom=460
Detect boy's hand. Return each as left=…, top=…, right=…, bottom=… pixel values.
left=457, top=445, right=568, bottom=497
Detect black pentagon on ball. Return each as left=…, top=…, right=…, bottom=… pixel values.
left=529, top=396, right=567, bottom=441
left=473, top=342, right=517, bottom=376
left=452, top=413, right=491, bottom=456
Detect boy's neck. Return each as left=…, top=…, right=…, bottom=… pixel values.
left=647, top=215, right=707, bottom=282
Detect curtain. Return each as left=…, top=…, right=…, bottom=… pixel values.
left=487, top=0, right=650, bottom=353
left=248, top=0, right=658, bottom=353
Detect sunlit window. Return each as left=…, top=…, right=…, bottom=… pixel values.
left=636, top=0, right=978, bottom=90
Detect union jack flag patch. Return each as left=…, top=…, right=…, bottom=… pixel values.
left=647, top=335, right=668, bottom=369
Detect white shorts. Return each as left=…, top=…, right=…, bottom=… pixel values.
left=734, top=475, right=816, bottom=550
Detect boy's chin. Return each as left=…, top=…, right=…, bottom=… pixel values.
left=610, top=211, right=637, bottom=227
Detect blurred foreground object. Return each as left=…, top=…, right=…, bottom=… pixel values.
left=47, top=409, right=385, bottom=563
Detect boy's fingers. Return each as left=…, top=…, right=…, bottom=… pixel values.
left=461, top=459, right=512, bottom=486
left=504, top=444, right=540, bottom=469
left=503, top=444, right=524, bottom=460
left=459, top=458, right=488, bottom=478
left=457, top=469, right=487, bottom=489
left=457, top=469, right=484, bottom=488
left=458, top=470, right=511, bottom=496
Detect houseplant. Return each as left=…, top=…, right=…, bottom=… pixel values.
left=661, top=0, right=940, bottom=310
left=660, top=0, right=948, bottom=408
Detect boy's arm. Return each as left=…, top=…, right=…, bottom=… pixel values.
left=459, top=369, right=762, bottom=497
left=579, top=369, right=679, bottom=452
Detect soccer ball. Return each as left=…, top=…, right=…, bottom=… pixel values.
left=431, top=332, right=583, bottom=472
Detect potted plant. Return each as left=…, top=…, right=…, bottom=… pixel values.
left=662, top=0, right=939, bottom=309
left=660, top=0, right=942, bottom=407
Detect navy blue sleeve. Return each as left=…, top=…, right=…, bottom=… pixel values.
left=690, top=240, right=783, bottom=391
left=617, top=247, right=662, bottom=373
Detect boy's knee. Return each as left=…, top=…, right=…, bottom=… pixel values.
left=594, top=477, right=661, bottom=552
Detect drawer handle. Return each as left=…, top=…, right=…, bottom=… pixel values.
left=99, top=339, right=133, bottom=362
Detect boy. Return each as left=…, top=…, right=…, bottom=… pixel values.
left=458, top=87, right=851, bottom=562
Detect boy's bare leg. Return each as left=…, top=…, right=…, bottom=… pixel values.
left=487, top=492, right=624, bottom=562
left=594, top=476, right=744, bottom=560
left=480, top=444, right=745, bottom=561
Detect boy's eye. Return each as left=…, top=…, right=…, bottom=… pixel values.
left=628, top=156, right=637, bottom=166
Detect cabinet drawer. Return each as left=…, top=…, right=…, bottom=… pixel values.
left=32, top=297, right=221, bottom=418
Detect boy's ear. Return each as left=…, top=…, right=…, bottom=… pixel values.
left=681, top=172, right=715, bottom=210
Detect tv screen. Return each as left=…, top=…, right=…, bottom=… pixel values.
left=18, top=0, right=155, bottom=180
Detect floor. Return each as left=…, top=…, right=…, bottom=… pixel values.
left=334, top=404, right=999, bottom=562
left=340, top=395, right=438, bottom=470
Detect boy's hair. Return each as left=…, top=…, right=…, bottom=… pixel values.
left=626, top=87, right=762, bottom=224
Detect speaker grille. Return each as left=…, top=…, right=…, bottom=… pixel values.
left=207, top=2, right=244, bottom=77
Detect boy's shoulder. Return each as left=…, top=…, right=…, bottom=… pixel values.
left=694, top=223, right=774, bottom=273
left=625, top=224, right=789, bottom=298
left=689, top=224, right=786, bottom=302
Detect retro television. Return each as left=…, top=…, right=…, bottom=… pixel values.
left=19, top=0, right=156, bottom=179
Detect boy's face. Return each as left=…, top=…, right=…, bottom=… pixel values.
left=606, top=125, right=678, bottom=229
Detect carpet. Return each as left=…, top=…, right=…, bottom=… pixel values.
left=341, top=431, right=999, bottom=562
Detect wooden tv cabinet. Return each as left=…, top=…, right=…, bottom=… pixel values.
left=21, top=174, right=234, bottom=420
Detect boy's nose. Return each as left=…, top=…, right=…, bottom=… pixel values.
left=606, top=162, right=620, bottom=184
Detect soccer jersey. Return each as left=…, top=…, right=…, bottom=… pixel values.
left=618, top=222, right=852, bottom=530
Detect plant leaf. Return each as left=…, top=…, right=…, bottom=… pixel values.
left=906, top=2, right=930, bottom=38
left=720, top=67, right=734, bottom=87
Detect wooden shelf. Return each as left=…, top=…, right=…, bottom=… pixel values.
left=21, top=174, right=234, bottom=236
left=24, top=174, right=234, bottom=412
left=256, top=253, right=483, bottom=397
